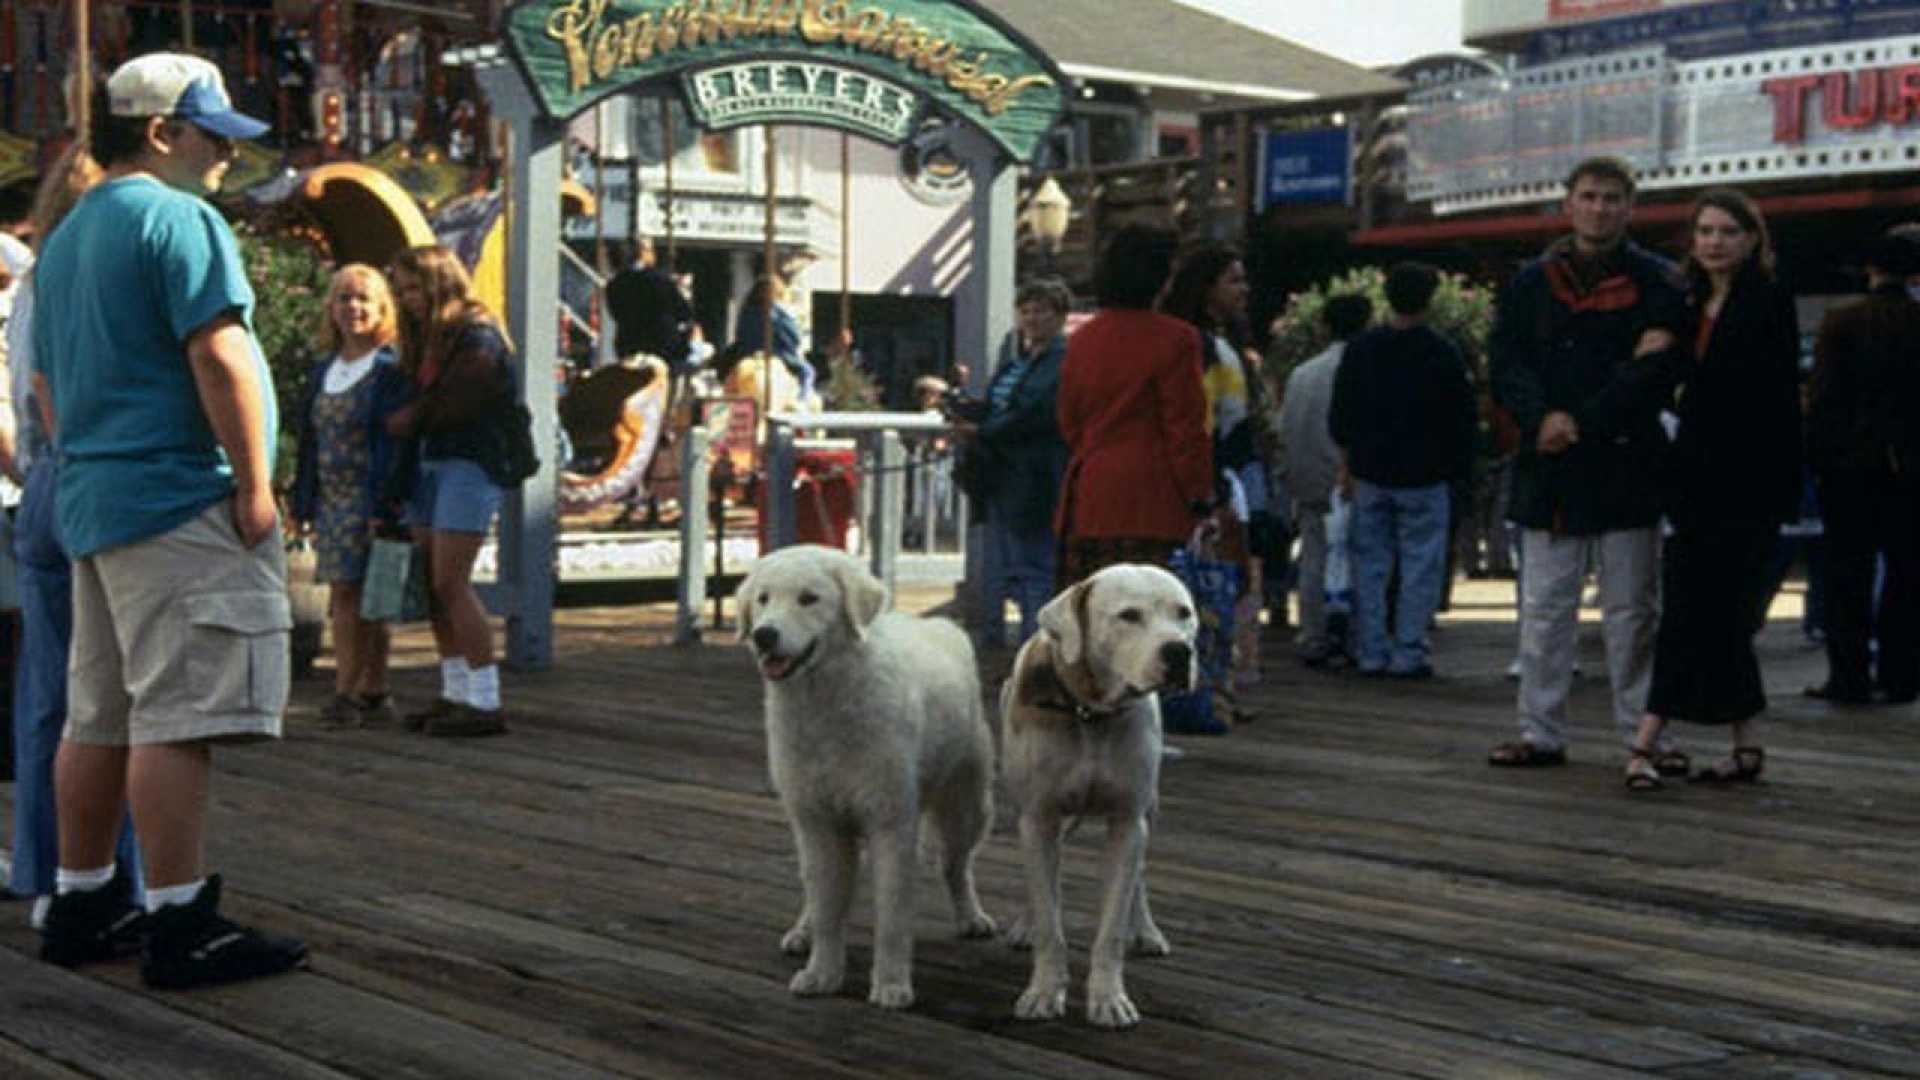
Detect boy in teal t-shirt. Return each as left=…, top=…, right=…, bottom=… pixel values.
left=30, top=52, right=307, bottom=991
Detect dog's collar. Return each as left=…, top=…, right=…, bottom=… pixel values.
left=1028, top=648, right=1140, bottom=723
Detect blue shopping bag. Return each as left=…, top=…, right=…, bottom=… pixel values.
left=1159, top=526, right=1242, bottom=736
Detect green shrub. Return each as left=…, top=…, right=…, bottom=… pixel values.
left=235, top=225, right=331, bottom=485
left=1265, top=265, right=1496, bottom=394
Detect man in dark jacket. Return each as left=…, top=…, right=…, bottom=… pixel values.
left=604, top=237, right=692, bottom=371
left=1330, top=263, right=1475, bottom=678
left=1805, top=234, right=1920, bottom=704
left=1486, top=157, right=1688, bottom=767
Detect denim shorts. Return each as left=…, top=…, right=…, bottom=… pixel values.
left=408, top=457, right=503, bottom=535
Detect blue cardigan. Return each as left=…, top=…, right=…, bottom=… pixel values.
left=289, top=347, right=415, bottom=524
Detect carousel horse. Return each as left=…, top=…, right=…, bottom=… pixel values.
left=558, top=355, right=672, bottom=513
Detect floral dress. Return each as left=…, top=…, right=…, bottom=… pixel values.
left=312, top=370, right=380, bottom=583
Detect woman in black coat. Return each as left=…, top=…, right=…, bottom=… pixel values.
left=1625, top=188, right=1803, bottom=790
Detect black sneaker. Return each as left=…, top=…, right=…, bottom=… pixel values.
left=40, top=869, right=146, bottom=968
left=402, top=696, right=458, bottom=732
left=141, top=875, right=308, bottom=990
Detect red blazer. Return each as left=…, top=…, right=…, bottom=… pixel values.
left=1054, top=309, right=1213, bottom=542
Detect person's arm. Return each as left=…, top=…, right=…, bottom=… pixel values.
left=30, top=371, right=54, bottom=440
left=394, top=324, right=510, bottom=436
left=187, top=312, right=276, bottom=545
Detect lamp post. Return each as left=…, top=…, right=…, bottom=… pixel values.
left=1028, top=175, right=1071, bottom=277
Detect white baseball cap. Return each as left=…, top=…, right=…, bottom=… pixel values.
left=106, top=53, right=269, bottom=141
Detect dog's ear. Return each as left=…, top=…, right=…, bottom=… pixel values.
left=835, top=559, right=888, bottom=640
left=1037, top=578, right=1093, bottom=666
left=732, top=570, right=758, bottom=643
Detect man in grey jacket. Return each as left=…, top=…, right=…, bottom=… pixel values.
left=1276, top=294, right=1371, bottom=665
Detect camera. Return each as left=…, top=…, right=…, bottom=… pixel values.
left=940, top=387, right=988, bottom=423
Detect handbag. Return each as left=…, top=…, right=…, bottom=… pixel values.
left=359, top=537, right=430, bottom=622
left=1158, top=522, right=1243, bottom=736
left=484, top=400, right=540, bottom=488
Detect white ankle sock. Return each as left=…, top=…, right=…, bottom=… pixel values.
left=440, top=657, right=470, bottom=702
left=145, top=878, right=206, bottom=913
left=467, top=664, right=500, bottom=711
left=29, top=895, right=51, bottom=929
left=55, top=864, right=115, bottom=895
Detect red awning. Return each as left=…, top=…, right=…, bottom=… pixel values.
left=1353, top=186, right=1920, bottom=246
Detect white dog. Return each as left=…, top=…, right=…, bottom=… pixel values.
left=737, top=545, right=997, bottom=1009
left=1000, top=563, right=1197, bottom=1028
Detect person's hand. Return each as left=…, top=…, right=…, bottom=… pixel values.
left=948, top=419, right=978, bottom=439
left=1634, top=328, right=1676, bottom=358
left=232, top=485, right=278, bottom=548
left=1536, top=410, right=1580, bottom=455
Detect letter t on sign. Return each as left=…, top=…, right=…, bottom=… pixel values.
left=1761, top=74, right=1820, bottom=144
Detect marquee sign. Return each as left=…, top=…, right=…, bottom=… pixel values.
left=502, top=0, right=1069, bottom=162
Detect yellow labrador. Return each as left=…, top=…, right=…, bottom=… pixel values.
left=1001, top=563, right=1197, bottom=1028
left=737, top=545, right=996, bottom=1009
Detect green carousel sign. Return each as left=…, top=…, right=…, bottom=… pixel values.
left=503, top=0, right=1069, bottom=161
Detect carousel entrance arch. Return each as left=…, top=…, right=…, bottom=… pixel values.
left=458, top=0, right=1069, bottom=668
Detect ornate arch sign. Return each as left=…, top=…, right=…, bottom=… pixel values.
left=503, top=0, right=1069, bottom=162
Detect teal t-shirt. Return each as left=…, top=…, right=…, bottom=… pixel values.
left=31, top=175, right=278, bottom=559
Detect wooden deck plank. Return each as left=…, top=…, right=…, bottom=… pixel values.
left=3, top=581, right=1917, bottom=1076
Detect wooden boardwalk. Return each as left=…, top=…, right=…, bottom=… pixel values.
left=4, top=579, right=1920, bottom=1077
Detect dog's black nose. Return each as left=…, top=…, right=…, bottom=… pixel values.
left=752, top=626, right=781, bottom=653
left=1159, top=634, right=1190, bottom=668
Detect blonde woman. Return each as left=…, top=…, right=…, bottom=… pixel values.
left=384, top=245, right=518, bottom=736
left=289, top=264, right=411, bottom=728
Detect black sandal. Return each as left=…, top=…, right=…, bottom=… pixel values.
left=1692, top=746, right=1764, bottom=784
left=1651, top=747, right=1691, bottom=778
left=1624, top=746, right=1663, bottom=792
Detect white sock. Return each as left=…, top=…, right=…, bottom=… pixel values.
left=440, top=657, right=470, bottom=702
left=467, top=664, right=500, bottom=711
left=55, top=864, right=115, bottom=895
left=145, top=878, right=206, bottom=913
left=29, top=895, right=51, bottom=929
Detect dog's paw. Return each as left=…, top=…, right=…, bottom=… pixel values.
left=1131, top=926, right=1171, bottom=957
left=788, top=965, right=844, bottom=997
left=1086, top=985, right=1141, bottom=1029
left=779, top=925, right=812, bottom=955
left=868, top=980, right=915, bottom=1010
left=1014, top=980, right=1068, bottom=1020
left=957, top=910, right=998, bottom=940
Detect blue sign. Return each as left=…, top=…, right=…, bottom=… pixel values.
left=1261, top=127, right=1350, bottom=209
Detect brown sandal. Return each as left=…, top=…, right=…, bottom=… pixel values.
left=1651, top=747, right=1691, bottom=778
left=1624, top=746, right=1663, bottom=792
left=1692, top=746, right=1764, bottom=784
left=1488, top=740, right=1568, bottom=767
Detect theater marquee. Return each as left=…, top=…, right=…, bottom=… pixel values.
left=502, top=0, right=1068, bottom=162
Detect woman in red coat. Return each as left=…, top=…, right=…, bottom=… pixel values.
left=1055, top=224, right=1215, bottom=586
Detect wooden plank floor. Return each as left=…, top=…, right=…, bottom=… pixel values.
left=5, top=578, right=1920, bottom=1077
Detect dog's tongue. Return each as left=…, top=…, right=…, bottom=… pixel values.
left=761, top=654, right=796, bottom=679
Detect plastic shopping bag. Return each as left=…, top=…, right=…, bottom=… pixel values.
left=359, top=538, right=430, bottom=623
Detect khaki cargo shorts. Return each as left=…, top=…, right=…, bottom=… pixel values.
left=66, top=501, right=291, bottom=746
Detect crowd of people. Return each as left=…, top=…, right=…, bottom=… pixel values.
left=953, top=153, right=1919, bottom=785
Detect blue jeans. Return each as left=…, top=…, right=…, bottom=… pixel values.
left=11, top=474, right=143, bottom=898
left=982, top=511, right=1055, bottom=647
left=1349, top=480, right=1451, bottom=673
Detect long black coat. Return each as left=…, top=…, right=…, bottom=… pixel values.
left=1667, top=267, right=1805, bottom=528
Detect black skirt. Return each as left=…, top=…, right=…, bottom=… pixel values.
left=1646, top=522, right=1777, bottom=725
